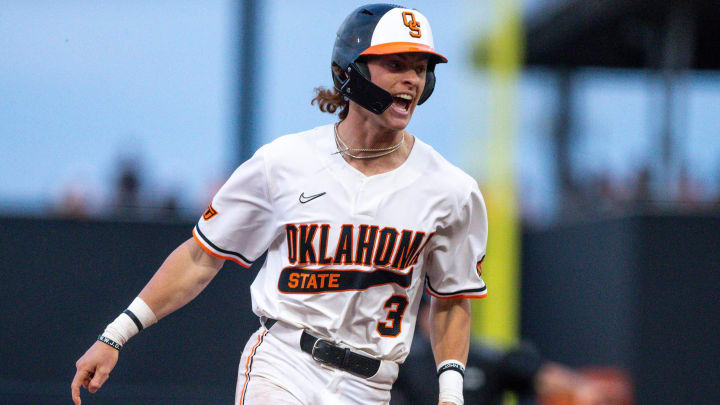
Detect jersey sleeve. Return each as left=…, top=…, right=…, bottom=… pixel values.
left=193, top=147, right=277, bottom=268
left=424, top=183, right=488, bottom=298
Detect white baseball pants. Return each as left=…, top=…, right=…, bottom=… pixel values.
left=235, top=320, right=399, bottom=405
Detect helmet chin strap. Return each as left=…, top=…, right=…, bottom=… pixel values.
left=417, top=62, right=436, bottom=105
left=338, top=63, right=394, bottom=115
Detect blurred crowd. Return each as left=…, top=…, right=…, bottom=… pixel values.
left=53, top=154, right=221, bottom=222
left=521, top=161, right=720, bottom=228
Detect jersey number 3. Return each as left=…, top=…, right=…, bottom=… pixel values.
left=377, top=295, right=408, bottom=337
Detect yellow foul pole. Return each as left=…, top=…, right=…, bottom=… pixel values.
left=471, top=0, right=523, bottom=347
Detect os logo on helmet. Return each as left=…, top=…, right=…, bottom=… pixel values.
left=401, top=11, right=421, bottom=38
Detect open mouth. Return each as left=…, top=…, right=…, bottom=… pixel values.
left=392, top=94, right=412, bottom=112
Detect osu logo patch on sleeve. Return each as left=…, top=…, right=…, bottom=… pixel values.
left=203, top=203, right=218, bottom=220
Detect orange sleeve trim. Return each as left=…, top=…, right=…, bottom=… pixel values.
left=192, top=229, right=251, bottom=269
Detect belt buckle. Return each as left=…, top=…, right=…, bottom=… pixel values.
left=311, top=338, right=332, bottom=363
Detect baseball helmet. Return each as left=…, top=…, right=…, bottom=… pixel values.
left=331, top=3, right=448, bottom=114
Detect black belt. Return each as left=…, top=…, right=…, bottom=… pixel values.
left=261, top=317, right=380, bottom=379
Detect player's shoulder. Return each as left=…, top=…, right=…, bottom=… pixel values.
left=412, top=137, right=480, bottom=199
left=255, top=124, right=332, bottom=163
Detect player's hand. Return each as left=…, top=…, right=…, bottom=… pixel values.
left=71, top=341, right=119, bottom=405
left=439, top=402, right=458, bottom=405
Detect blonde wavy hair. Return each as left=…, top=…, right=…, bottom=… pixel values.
left=311, top=87, right=349, bottom=120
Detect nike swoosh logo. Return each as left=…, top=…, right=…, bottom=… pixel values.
left=299, top=192, right=326, bottom=204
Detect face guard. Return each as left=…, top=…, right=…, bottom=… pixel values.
left=331, top=4, right=448, bottom=114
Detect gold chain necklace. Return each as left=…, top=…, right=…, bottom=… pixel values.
left=333, top=122, right=405, bottom=159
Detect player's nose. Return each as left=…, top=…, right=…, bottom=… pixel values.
left=400, top=68, right=422, bottom=86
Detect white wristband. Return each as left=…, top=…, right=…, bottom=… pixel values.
left=101, top=297, right=157, bottom=346
left=437, top=359, right=465, bottom=405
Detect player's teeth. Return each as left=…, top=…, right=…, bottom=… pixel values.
left=392, top=97, right=408, bottom=111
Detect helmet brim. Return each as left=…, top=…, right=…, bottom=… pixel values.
left=360, top=42, right=448, bottom=64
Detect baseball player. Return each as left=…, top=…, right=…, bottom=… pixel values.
left=71, top=4, right=488, bottom=405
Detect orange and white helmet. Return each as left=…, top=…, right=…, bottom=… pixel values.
left=331, top=4, right=448, bottom=114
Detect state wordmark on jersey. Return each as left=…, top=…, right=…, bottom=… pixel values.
left=285, top=223, right=432, bottom=270
left=278, top=266, right=413, bottom=294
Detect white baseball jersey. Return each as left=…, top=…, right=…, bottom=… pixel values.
left=193, top=123, right=488, bottom=363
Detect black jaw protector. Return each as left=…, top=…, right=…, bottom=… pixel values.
left=336, top=59, right=437, bottom=114
left=338, top=63, right=394, bottom=115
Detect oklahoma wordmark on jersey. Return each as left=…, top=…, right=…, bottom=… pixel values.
left=285, top=223, right=427, bottom=269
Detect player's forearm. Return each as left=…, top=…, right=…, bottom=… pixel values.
left=429, top=297, right=471, bottom=365
left=430, top=297, right=471, bottom=405
left=138, top=238, right=225, bottom=320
